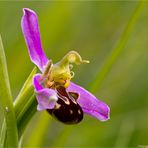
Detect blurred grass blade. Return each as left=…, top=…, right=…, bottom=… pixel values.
left=0, top=35, right=18, bottom=146
left=25, top=112, right=51, bottom=146
left=90, top=1, right=145, bottom=93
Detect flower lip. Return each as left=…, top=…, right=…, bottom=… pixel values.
left=47, top=86, right=83, bottom=124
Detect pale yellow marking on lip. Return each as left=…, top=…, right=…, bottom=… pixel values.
left=60, top=96, right=70, bottom=105
left=64, top=99, right=70, bottom=105
left=78, top=109, right=81, bottom=114
left=70, top=110, right=73, bottom=114
left=55, top=103, right=61, bottom=109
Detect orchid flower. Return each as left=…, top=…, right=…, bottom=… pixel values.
left=21, top=8, right=110, bottom=124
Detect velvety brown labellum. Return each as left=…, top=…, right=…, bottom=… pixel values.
left=47, top=86, right=83, bottom=124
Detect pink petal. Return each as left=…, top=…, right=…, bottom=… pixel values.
left=36, top=88, right=58, bottom=111
left=33, top=74, right=44, bottom=91
left=67, top=82, right=110, bottom=121
left=21, top=8, right=49, bottom=72
left=33, top=74, right=58, bottom=110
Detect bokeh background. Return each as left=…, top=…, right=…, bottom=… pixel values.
left=0, top=1, right=148, bottom=147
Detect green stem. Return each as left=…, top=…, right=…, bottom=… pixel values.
left=17, top=94, right=37, bottom=139
left=90, top=1, right=145, bottom=93
left=0, top=35, right=18, bottom=147
left=13, top=67, right=37, bottom=139
left=0, top=120, right=6, bottom=147
left=14, top=67, right=37, bottom=117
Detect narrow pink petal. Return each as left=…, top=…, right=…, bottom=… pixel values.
left=33, top=74, right=44, bottom=91
left=21, top=8, right=49, bottom=72
left=67, top=82, right=110, bottom=121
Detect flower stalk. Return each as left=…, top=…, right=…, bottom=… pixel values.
left=0, top=35, right=18, bottom=147
left=13, top=67, right=37, bottom=138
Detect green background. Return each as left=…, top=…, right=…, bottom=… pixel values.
left=0, top=1, right=148, bottom=147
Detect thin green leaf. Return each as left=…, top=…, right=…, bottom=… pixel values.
left=13, top=67, right=37, bottom=139
left=0, top=120, right=6, bottom=147
left=25, top=112, right=51, bottom=146
left=14, top=67, right=37, bottom=118
left=17, top=94, right=37, bottom=138
left=90, top=1, right=145, bottom=93
left=0, top=35, right=18, bottom=147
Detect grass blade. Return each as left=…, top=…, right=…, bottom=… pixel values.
left=90, top=1, right=145, bottom=93
left=0, top=35, right=18, bottom=146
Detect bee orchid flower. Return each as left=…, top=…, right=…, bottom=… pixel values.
left=21, top=8, right=110, bottom=124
